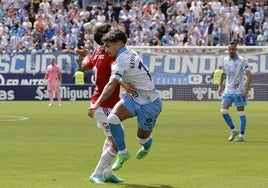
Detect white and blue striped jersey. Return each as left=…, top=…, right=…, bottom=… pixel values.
left=111, top=46, right=160, bottom=104
left=222, top=54, right=250, bottom=94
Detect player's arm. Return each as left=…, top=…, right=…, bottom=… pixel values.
left=81, top=55, right=90, bottom=72
left=217, top=73, right=226, bottom=95
left=88, top=78, right=119, bottom=117
left=58, top=68, right=62, bottom=83
left=119, top=79, right=137, bottom=96
left=43, top=72, right=48, bottom=85
left=75, top=47, right=90, bottom=72
left=44, top=72, right=48, bottom=80
left=244, top=70, right=252, bottom=98
left=75, top=47, right=88, bottom=57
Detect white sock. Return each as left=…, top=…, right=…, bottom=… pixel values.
left=103, top=146, right=117, bottom=177
left=102, top=138, right=110, bottom=152
left=93, top=147, right=116, bottom=176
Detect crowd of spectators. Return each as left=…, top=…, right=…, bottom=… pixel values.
left=0, top=0, right=267, bottom=56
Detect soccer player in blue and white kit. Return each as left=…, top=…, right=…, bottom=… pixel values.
left=88, top=29, right=162, bottom=171
left=218, top=41, right=252, bottom=142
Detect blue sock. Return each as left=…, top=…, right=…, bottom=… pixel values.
left=109, top=123, right=125, bottom=151
left=222, top=113, right=235, bottom=129
left=240, top=115, right=246, bottom=134
left=143, top=137, right=153, bottom=150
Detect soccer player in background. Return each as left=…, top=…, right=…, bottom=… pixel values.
left=76, top=23, right=126, bottom=184
left=88, top=30, right=162, bottom=171
left=44, top=57, right=62, bottom=107
left=218, top=41, right=252, bottom=142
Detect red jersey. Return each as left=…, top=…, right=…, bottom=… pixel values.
left=86, top=47, right=120, bottom=108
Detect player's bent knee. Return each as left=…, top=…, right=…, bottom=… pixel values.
left=107, top=113, right=121, bottom=124
left=220, top=109, right=228, bottom=114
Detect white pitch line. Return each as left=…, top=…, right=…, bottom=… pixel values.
left=0, top=116, right=29, bottom=122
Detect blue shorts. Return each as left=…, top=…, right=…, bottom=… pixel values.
left=221, top=93, right=247, bottom=107
left=121, top=96, right=162, bottom=131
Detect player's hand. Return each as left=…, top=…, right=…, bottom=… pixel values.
left=43, top=79, right=47, bottom=85
left=88, top=106, right=97, bottom=118
left=75, top=47, right=88, bottom=57
left=59, top=81, right=62, bottom=86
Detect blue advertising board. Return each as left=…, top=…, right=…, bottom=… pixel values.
left=0, top=85, right=93, bottom=101
left=0, top=52, right=268, bottom=101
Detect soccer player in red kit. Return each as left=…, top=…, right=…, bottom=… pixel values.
left=44, top=57, right=62, bottom=106
left=76, top=23, right=123, bottom=184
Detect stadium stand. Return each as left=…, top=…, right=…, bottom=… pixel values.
left=0, top=0, right=267, bottom=55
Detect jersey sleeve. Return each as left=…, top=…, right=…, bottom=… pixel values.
left=111, top=60, right=124, bottom=81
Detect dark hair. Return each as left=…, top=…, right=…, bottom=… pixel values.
left=101, top=30, right=127, bottom=44
left=229, top=41, right=237, bottom=46
left=94, top=23, right=112, bottom=45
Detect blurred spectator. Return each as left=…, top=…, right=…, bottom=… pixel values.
left=10, top=31, right=20, bottom=49
left=204, top=19, right=214, bottom=46
left=243, top=6, right=254, bottom=33
left=254, top=6, right=264, bottom=34
left=244, top=28, right=257, bottom=46
left=190, top=1, right=202, bottom=23
left=0, top=0, right=267, bottom=55
left=257, top=29, right=267, bottom=46
left=262, top=17, right=268, bottom=41
left=166, top=2, right=176, bottom=21
left=31, top=43, right=42, bottom=54
left=232, top=20, right=245, bottom=42
left=23, top=34, right=34, bottom=51
left=106, top=5, right=116, bottom=23
left=161, top=31, right=174, bottom=46
left=232, top=30, right=244, bottom=45
left=97, top=10, right=106, bottom=23
left=63, top=62, right=72, bottom=75
left=44, top=21, right=55, bottom=41
left=17, top=22, right=27, bottom=38
left=173, top=29, right=184, bottom=46
left=212, top=26, right=220, bottom=46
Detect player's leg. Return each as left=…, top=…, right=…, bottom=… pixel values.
left=107, top=99, right=133, bottom=171
left=136, top=129, right=153, bottom=159
left=136, top=98, right=162, bottom=159
left=102, top=137, right=123, bottom=183
left=220, top=94, right=238, bottom=141
left=47, top=83, right=54, bottom=106
left=235, top=94, right=247, bottom=142
left=48, top=91, right=54, bottom=106
left=89, top=107, right=123, bottom=183
left=55, top=86, right=61, bottom=106
left=90, top=137, right=122, bottom=184
left=91, top=136, right=123, bottom=183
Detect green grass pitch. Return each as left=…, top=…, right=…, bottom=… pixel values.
left=0, top=101, right=267, bottom=188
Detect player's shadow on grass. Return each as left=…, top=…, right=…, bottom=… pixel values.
left=122, top=184, right=175, bottom=188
